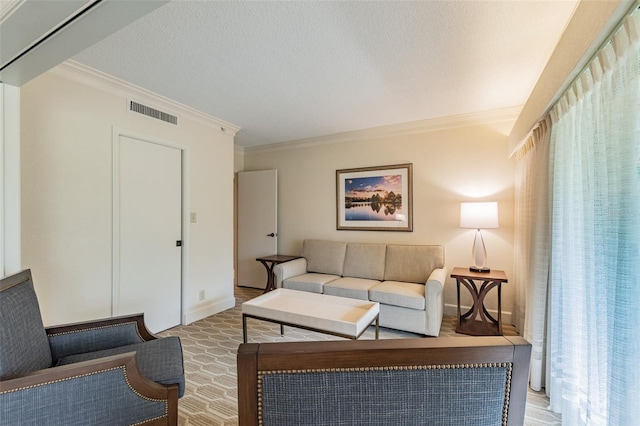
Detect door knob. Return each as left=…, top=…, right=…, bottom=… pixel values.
left=266, top=233, right=276, bottom=237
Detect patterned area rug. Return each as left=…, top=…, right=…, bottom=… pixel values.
left=160, top=287, right=561, bottom=425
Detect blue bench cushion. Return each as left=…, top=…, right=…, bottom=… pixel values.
left=56, top=336, right=185, bottom=397
left=260, top=365, right=510, bottom=425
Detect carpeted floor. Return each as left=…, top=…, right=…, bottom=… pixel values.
left=160, top=286, right=561, bottom=425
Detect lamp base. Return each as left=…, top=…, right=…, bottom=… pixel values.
left=470, top=266, right=491, bottom=273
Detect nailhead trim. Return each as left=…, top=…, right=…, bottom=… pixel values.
left=0, top=366, right=122, bottom=395
left=1, top=365, right=169, bottom=422
left=47, top=321, right=146, bottom=341
left=106, top=367, right=169, bottom=424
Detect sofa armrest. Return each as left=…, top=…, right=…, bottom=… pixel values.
left=0, top=352, right=178, bottom=425
left=46, top=314, right=155, bottom=363
left=273, top=258, right=308, bottom=288
left=426, top=267, right=447, bottom=289
left=424, top=267, right=447, bottom=336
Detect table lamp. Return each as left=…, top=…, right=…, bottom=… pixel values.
left=460, top=201, right=499, bottom=272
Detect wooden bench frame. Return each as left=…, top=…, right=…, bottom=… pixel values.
left=238, top=336, right=531, bottom=426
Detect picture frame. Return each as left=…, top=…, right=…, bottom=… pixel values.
left=336, top=163, right=413, bottom=231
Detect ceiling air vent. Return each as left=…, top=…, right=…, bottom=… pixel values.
left=129, top=100, right=178, bottom=125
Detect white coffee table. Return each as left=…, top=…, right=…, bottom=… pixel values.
left=242, top=288, right=379, bottom=343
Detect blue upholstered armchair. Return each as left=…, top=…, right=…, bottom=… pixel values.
left=0, top=269, right=185, bottom=425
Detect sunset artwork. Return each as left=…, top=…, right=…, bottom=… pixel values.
left=336, top=163, right=412, bottom=231
left=344, top=175, right=403, bottom=221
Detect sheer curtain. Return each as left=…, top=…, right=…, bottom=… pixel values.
left=547, top=7, right=640, bottom=424
left=512, top=117, right=551, bottom=392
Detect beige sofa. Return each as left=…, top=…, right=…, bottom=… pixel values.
left=273, top=239, right=446, bottom=336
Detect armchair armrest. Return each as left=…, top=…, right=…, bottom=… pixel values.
left=0, top=352, right=178, bottom=425
left=47, top=313, right=156, bottom=364
left=424, top=267, right=447, bottom=337
left=273, top=258, right=308, bottom=288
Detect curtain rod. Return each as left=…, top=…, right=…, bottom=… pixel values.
left=546, top=1, right=639, bottom=114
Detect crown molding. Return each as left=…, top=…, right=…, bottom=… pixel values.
left=244, top=106, right=521, bottom=155
left=234, top=144, right=245, bottom=155
left=51, top=60, right=241, bottom=135
left=244, top=106, right=522, bottom=154
left=0, top=0, right=24, bottom=22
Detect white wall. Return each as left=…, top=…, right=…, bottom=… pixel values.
left=1, top=83, right=21, bottom=277
left=20, top=64, right=236, bottom=327
left=234, top=145, right=245, bottom=173
left=243, top=112, right=517, bottom=322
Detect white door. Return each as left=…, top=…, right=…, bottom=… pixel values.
left=114, top=135, right=182, bottom=333
left=237, top=170, right=277, bottom=288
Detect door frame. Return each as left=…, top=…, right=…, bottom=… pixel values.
left=112, top=127, right=190, bottom=325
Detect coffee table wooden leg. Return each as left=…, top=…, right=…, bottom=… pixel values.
left=280, top=324, right=284, bottom=336
left=375, top=316, right=379, bottom=340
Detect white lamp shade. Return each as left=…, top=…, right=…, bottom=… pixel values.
left=460, top=202, right=499, bottom=229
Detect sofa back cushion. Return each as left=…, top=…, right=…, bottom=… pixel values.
left=384, top=245, right=444, bottom=284
left=342, top=243, right=386, bottom=281
left=0, top=270, right=53, bottom=379
left=301, top=240, right=347, bottom=276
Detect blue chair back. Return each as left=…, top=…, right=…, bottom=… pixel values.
left=0, top=270, right=53, bottom=379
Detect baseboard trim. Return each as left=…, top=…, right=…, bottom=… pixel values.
left=184, top=296, right=235, bottom=325
left=444, top=303, right=513, bottom=326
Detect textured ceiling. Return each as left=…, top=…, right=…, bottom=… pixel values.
left=72, top=1, right=578, bottom=148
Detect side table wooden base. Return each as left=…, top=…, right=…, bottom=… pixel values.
left=451, top=267, right=508, bottom=336
left=256, top=255, right=302, bottom=293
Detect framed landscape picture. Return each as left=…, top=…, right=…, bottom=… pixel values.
left=336, top=163, right=413, bottom=231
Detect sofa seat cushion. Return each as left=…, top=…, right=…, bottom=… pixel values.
left=56, top=336, right=185, bottom=397
left=323, top=277, right=382, bottom=300
left=369, top=281, right=425, bottom=310
left=283, top=273, right=339, bottom=294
